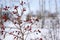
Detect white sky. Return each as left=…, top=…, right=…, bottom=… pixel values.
left=0, top=0, right=60, bottom=13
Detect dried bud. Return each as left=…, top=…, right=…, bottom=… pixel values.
left=24, top=2, right=26, bottom=4
left=18, top=32, right=19, bottom=35
left=8, top=7, right=10, bottom=8
left=35, top=18, right=39, bottom=22
left=13, top=11, right=17, bottom=14
left=2, top=14, right=8, bottom=22
left=9, top=32, right=13, bottom=34
left=14, top=22, right=17, bottom=24
left=40, top=38, right=43, bottom=40
left=1, top=31, right=4, bottom=35
left=27, top=26, right=29, bottom=28
left=23, top=8, right=26, bottom=11
left=3, top=6, right=9, bottom=10
left=14, top=37, right=16, bottom=39
left=1, top=24, right=5, bottom=30
left=14, top=6, right=18, bottom=10
left=20, top=1, right=23, bottom=6
left=38, top=30, right=41, bottom=33
left=29, top=26, right=31, bottom=31
left=5, top=6, right=7, bottom=8
left=3, top=8, right=8, bottom=10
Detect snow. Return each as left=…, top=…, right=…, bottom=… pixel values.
left=3, top=20, right=16, bottom=28
left=3, top=35, right=14, bottom=40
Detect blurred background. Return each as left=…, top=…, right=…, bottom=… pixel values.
left=0, top=0, right=60, bottom=15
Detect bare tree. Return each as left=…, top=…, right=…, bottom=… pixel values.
left=55, top=0, right=58, bottom=13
